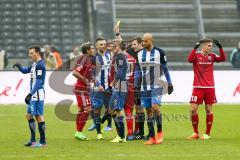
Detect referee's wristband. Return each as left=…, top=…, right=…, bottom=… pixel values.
left=115, top=33, right=120, bottom=36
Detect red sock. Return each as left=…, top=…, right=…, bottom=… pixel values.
left=76, top=112, right=89, bottom=132
left=124, top=107, right=133, bottom=136
left=191, top=114, right=199, bottom=134
left=206, top=113, right=213, bottom=135
left=134, top=114, right=139, bottom=133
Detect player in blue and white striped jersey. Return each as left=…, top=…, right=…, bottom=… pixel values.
left=89, top=38, right=112, bottom=139
left=137, top=33, right=174, bottom=145
left=13, top=45, right=46, bottom=147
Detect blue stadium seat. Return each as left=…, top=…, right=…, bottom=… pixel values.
left=37, top=2, right=47, bottom=9
left=26, top=31, right=36, bottom=38
left=62, top=31, right=73, bottom=38
left=60, top=1, right=70, bottom=9
left=72, top=10, right=82, bottom=16
left=39, top=10, right=49, bottom=17
left=51, top=38, right=61, bottom=45
left=15, top=10, right=25, bottom=17
left=48, top=2, right=59, bottom=9
left=2, top=10, right=12, bottom=17
left=49, top=24, right=61, bottom=30
left=38, top=24, right=49, bottom=31
left=5, top=38, right=15, bottom=44
left=25, top=3, right=36, bottom=9
left=14, top=32, right=25, bottom=38
left=2, top=31, right=14, bottom=38
left=49, top=31, right=61, bottom=38
left=16, top=38, right=26, bottom=44
left=62, top=38, right=73, bottom=44
left=2, top=17, right=14, bottom=24
left=60, top=10, right=72, bottom=16
left=15, top=24, right=25, bottom=30
left=39, top=38, right=49, bottom=44
left=14, top=2, right=25, bottom=9
left=49, top=17, right=60, bottom=23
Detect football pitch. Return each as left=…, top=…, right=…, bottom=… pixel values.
left=0, top=104, right=239, bottom=160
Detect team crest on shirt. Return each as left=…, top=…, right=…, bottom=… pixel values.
left=208, top=56, right=212, bottom=61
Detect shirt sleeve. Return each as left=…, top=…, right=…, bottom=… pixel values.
left=30, top=62, right=45, bottom=95
left=188, top=49, right=197, bottom=63
left=213, top=48, right=226, bottom=62
left=74, top=55, right=86, bottom=72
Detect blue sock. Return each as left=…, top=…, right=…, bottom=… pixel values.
left=112, top=114, right=120, bottom=135
left=28, top=119, right=36, bottom=142
left=38, top=122, right=46, bottom=144
left=94, top=114, right=102, bottom=134
left=156, top=114, right=162, bottom=133
left=117, top=116, right=125, bottom=139
left=147, top=117, right=155, bottom=138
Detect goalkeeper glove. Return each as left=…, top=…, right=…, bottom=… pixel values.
left=13, top=63, right=21, bottom=69
left=25, top=93, right=32, bottom=105
left=194, top=42, right=200, bottom=50
left=213, top=39, right=222, bottom=48
left=168, top=84, right=174, bottom=95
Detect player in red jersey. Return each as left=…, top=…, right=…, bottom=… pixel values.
left=123, top=48, right=136, bottom=140
left=187, top=38, right=226, bottom=140
left=72, top=42, right=96, bottom=140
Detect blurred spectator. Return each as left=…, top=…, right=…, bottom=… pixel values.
left=106, top=40, right=115, bottom=57
left=0, top=49, right=8, bottom=70
left=51, top=46, right=63, bottom=69
left=43, top=45, right=57, bottom=70
left=67, top=45, right=82, bottom=70
left=230, top=41, right=240, bottom=68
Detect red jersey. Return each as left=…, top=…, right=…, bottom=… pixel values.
left=74, top=55, right=95, bottom=91
left=188, top=48, right=226, bottom=88
left=126, top=53, right=136, bottom=85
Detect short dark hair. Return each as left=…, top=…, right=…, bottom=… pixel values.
left=199, top=38, right=212, bottom=44
left=95, top=37, right=105, bottom=43
left=81, top=42, right=92, bottom=54
left=131, top=37, right=143, bottom=44
left=29, top=45, right=41, bottom=53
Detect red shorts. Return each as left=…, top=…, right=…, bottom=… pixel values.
left=75, top=92, right=91, bottom=108
left=190, top=88, right=217, bottom=105
left=124, top=86, right=135, bottom=109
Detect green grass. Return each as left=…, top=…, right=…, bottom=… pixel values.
left=0, top=104, right=240, bottom=160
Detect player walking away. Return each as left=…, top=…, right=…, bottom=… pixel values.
left=137, top=33, right=174, bottom=145
left=13, top=45, right=46, bottom=147
left=187, top=38, right=226, bottom=140
left=73, top=43, right=96, bottom=140
left=88, top=38, right=113, bottom=132
left=109, top=39, right=128, bottom=143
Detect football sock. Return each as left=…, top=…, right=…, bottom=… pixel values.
left=28, top=119, right=36, bottom=142
left=117, top=116, right=125, bottom=139
left=155, top=114, right=162, bottom=133
left=94, top=114, right=102, bottom=134
left=138, top=112, right=145, bottom=136
left=206, top=113, right=213, bottom=135
left=101, top=112, right=108, bottom=124
left=106, top=113, right=112, bottom=127
left=147, top=117, right=155, bottom=138
left=76, top=111, right=89, bottom=132
left=124, top=107, right=133, bottom=135
left=112, top=114, right=120, bottom=135
left=191, top=114, right=199, bottom=134
left=38, top=121, right=46, bottom=144
left=134, top=114, right=140, bottom=133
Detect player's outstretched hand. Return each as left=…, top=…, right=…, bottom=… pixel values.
left=168, top=84, right=174, bottom=95
left=213, top=39, right=222, bottom=48
left=25, top=93, right=32, bottom=105
left=13, top=63, right=21, bottom=69
left=194, top=42, right=200, bottom=50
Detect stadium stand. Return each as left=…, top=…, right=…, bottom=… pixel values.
left=115, top=0, right=240, bottom=69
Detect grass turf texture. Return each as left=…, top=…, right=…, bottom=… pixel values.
left=0, top=104, right=239, bottom=160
